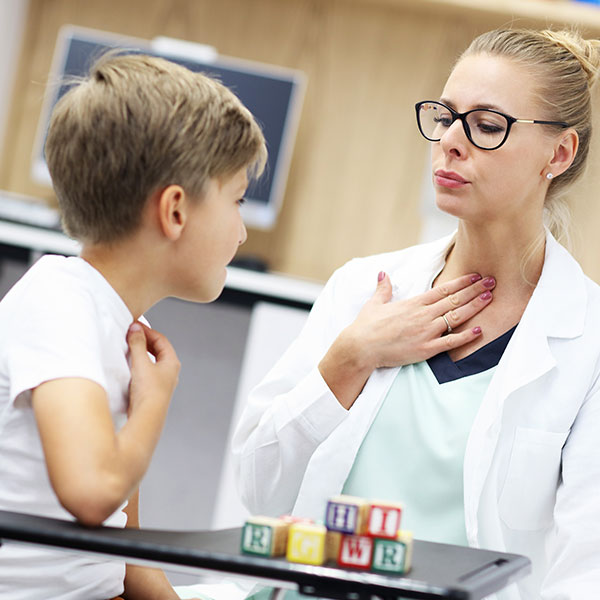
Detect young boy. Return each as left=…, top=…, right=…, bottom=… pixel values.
left=0, top=53, right=266, bottom=599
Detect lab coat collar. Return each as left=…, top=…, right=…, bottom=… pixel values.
left=524, top=230, right=586, bottom=340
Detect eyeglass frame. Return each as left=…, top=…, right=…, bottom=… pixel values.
left=414, top=100, right=571, bottom=151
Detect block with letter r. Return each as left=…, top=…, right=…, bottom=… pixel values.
left=325, top=495, right=369, bottom=534
left=241, top=517, right=290, bottom=557
left=371, top=531, right=413, bottom=574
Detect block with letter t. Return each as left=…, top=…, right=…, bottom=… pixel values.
left=240, top=516, right=290, bottom=557
left=325, top=495, right=370, bottom=535
left=366, top=500, right=404, bottom=539
left=371, top=531, right=413, bottom=574
left=337, top=534, right=374, bottom=569
left=286, top=522, right=328, bottom=565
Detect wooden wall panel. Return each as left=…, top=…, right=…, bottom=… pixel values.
left=3, top=0, right=600, bottom=283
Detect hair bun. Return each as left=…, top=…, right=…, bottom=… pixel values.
left=541, top=29, right=600, bottom=86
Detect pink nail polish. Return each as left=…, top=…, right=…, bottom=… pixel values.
left=480, top=291, right=492, bottom=300
left=472, top=326, right=482, bottom=334
left=378, top=271, right=385, bottom=282
left=470, top=274, right=482, bottom=283
left=482, top=276, right=496, bottom=288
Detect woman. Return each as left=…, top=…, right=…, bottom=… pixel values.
left=232, top=29, right=600, bottom=599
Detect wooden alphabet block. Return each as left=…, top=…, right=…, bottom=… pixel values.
left=366, top=501, right=403, bottom=539
left=325, top=495, right=370, bottom=535
left=325, top=530, right=342, bottom=562
left=286, top=522, right=328, bottom=565
left=337, top=534, right=374, bottom=569
left=278, top=515, right=313, bottom=525
left=240, top=516, right=290, bottom=557
left=371, top=531, right=413, bottom=574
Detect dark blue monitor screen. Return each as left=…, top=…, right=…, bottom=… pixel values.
left=32, top=28, right=306, bottom=229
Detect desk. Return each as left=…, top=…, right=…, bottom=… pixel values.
left=0, top=510, right=530, bottom=599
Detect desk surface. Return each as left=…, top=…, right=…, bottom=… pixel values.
left=0, top=510, right=530, bottom=600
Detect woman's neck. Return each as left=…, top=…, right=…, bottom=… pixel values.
left=435, top=219, right=546, bottom=361
left=440, top=220, right=546, bottom=296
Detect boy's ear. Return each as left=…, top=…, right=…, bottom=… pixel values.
left=157, top=185, right=188, bottom=241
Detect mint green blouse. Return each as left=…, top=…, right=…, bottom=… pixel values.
left=342, top=361, right=496, bottom=546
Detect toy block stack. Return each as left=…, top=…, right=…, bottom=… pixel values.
left=241, top=494, right=413, bottom=574
left=327, top=495, right=412, bottom=574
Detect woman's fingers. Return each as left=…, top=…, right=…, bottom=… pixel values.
left=416, top=274, right=496, bottom=335
left=421, top=273, right=483, bottom=305
left=436, top=289, right=493, bottom=335
left=427, top=324, right=484, bottom=356
left=430, top=276, right=495, bottom=317
left=370, top=271, right=393, bottom=305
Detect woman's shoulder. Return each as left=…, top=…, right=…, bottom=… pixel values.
left=315, top=236, right=453, bottom=312
left=334, top=235, right=453, bottom=279
left=583, top=274, right=600, bottom=310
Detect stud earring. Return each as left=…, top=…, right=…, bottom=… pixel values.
left=546, top=172, right=554, bottom=180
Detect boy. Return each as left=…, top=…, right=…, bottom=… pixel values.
left=0, top=53, right=266, bottom=599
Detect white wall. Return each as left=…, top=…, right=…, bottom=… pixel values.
left=0, top=0, right=30, bottom=158
left=212, top=301, right=310, bottom=529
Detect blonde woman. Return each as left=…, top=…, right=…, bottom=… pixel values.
left=233, top=28, right=600, bottom=599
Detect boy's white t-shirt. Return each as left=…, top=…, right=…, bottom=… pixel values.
left=0, top=255, right=133, bottom=599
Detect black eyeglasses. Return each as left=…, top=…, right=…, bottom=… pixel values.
left=415, top=100, right=570, bottom=151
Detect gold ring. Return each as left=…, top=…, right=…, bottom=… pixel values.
left=442, top=313, right=453, bottom=335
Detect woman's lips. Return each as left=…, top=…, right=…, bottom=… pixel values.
left=434, top=170, right=470, bottom=189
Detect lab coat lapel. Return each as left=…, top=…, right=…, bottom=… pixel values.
left=464, top=232, right=586, bottom=544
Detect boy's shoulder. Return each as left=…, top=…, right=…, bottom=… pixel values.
left=0, top=255, right=133, bottom=396
left=0, top=255, right=130, bottom=338
left=2, top=255, right=89, bottom=306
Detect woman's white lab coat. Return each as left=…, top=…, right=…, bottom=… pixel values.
left=232, top=231, right=600, bottom=600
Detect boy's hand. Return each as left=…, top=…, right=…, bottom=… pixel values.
left=127, top=322, right=181, bottom=416
left=32, top=323, right=181, bottom=526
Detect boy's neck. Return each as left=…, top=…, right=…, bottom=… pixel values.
left=80, top=237, right=165, bottom=320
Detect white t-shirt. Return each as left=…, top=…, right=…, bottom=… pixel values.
left=0, top=255, right=133, bottom=599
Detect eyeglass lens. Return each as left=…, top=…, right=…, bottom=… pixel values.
left=418, top=102, right=509, bottom=150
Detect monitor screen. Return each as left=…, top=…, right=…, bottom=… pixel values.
left=31, top=26, right=306, bottom=229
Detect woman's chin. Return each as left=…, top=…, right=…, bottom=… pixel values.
left=435, top=197, right=466, bottom=219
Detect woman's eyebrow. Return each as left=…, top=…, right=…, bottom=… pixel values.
left=439, top=97, right=506, bottom=112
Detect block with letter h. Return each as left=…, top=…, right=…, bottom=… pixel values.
left=325, top=495, right=370, bottom=535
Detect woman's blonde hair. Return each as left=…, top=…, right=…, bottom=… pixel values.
left=45, top=52, right=267, bottom=244
left=460, top=28, right=600, bottom=244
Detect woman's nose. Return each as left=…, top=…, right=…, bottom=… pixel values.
left=439, top=119, right=468, bottom=158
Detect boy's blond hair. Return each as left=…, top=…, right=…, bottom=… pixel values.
left=45, top=52, right=267, bottom=243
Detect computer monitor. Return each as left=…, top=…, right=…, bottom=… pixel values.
left=31, top=25, right=306, bottom=229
